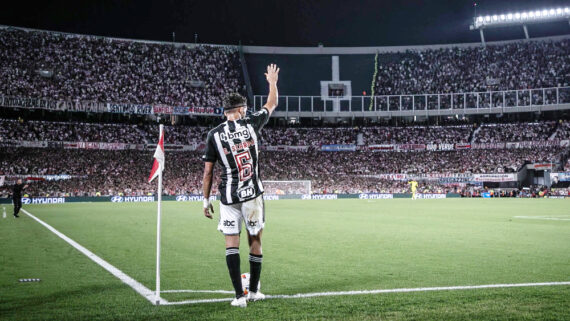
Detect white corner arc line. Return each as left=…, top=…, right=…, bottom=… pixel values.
left=21, top=209, right=167, bottom=305
left=162, top=281, right=570, bottom=305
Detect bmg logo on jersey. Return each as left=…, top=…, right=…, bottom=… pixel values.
left=220, top=128, right=251, bottom=142
left=237, top=186, right=255, bottom=199
left=223, top=220, right=236, bottom=227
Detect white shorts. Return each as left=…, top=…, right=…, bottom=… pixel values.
left=218, top=195, right=265, bottom=236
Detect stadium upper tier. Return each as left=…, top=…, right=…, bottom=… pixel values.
left=1, top=27, right=569, bottom=114
left=1, top=119, right=569, bottom=146
left=371, top=39, right=570, bottom=96
left=0, top=28, right=245, bottom=107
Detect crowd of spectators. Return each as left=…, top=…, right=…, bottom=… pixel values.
left=553, top=120, right=570, bottom=140
left=0, top=147, right=562, bottom=197
left=3, top=118, right=568, bottom=146
left=373, top=39, right=570, bottom=97
left=0, top=118, right=144, bottom=143
left=474, top=121, right=557, bottom=143
left=0, top=28, right=245, bottom=107
left=361, top=125, right=473, bottom=145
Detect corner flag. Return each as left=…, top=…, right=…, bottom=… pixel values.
left=149, top=124, right=165, bottom=305
left=148, top=125, right=165, bottom=183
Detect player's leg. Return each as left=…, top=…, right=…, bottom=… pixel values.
left=13, top=197, right=21, bottom=217
left=242, top=196, right=265, bottom=300
left=247, top=230, right=263, bottom=297
left=219, top=203, right=246, bottom=306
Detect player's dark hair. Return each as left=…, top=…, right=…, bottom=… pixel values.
left=224, top=93, right=247, bottom=111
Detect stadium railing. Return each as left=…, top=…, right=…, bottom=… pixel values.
left=253, top=86, right=570, bottom=117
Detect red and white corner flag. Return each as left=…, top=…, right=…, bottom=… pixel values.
left=148, top=125, right=165, bottom=183
left=150, top=124, right=165, bottom=305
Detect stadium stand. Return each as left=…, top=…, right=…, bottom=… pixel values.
left=1, top=118, right=567, bottom=146
left=0, top=28, right=569, bottom=198
left=372, top=39, right=570, bottom=96
left=0, top=28, right=245, bottom=107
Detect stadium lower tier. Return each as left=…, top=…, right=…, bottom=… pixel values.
left=0, top=147, right=566, bottom=197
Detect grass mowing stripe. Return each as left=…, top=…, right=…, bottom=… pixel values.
left=163, top=282, right=570, bottom=305
left=20, top=208, right=166, bottom=305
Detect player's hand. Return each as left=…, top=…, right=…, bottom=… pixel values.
left=264, top=64, right=279, bottom=85
left=203, top=199, right=214, bottom=219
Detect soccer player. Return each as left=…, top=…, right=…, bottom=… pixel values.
left=12, top=179, right=29, bottom=218
left=408, top=180, right=418, bottom=200
left=202, top=64, right=279, bottom=308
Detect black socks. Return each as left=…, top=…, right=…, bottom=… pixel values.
left=225, top=247, right=244, bottom=298
left=249, top=253, right=263, bottom=293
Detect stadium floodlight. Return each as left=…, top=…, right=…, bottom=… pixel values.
left=470, top=6, right=570, bottom=45
left=472, top=6, right=570, bottom=29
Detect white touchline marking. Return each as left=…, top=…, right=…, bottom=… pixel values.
left=514, top=216, right=570, bottom=221
left=162, top=289, right=235, bottom=294
left=162, top=282, right=570, bottom=305
left=21, top=209, right=168, bottom=305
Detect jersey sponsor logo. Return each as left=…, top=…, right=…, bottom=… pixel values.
left=219, top=128, right=251, bottom=142
left=237, top=186, right=255, bottom=199
left=223, top=220, right=236, bottom=227
left=248, top=220, right=258, bottom=227
left=231, top=139, right=255, bottom=152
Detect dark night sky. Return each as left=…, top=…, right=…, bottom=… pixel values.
left=1, top=0, right=569, bottom=46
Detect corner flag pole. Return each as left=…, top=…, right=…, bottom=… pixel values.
left=148, top=124, right=165, bottom=305
left=156, top=160, right=163, bottom=305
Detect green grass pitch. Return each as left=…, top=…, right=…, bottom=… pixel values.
left=1, top=198, right=569, bottom=320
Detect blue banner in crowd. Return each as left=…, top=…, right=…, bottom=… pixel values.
left=321, top=144, right=357, bottom=152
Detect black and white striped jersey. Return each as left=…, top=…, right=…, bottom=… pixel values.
left=202, top=108, right=270, bottom=205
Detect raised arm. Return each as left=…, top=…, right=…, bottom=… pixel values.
left=263, top=64, right=279, bottom=115
left=202, top=161, right=215, bottom=219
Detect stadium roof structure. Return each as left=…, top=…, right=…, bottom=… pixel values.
left=470, top=6, right=570, bottom=45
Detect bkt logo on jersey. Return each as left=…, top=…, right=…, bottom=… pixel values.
left=220, top=128, right=251, bottom=142
left=238, top=187, right=255, bottom=199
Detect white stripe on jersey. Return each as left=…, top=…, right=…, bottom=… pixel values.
left=231, top=121, right=247, bottom=193
left=214, top=131, right=233, bottom=204
left=247, top=123, right=263, bottom=193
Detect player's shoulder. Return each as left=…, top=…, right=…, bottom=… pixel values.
left=207, top=122, right=228, bottom=137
